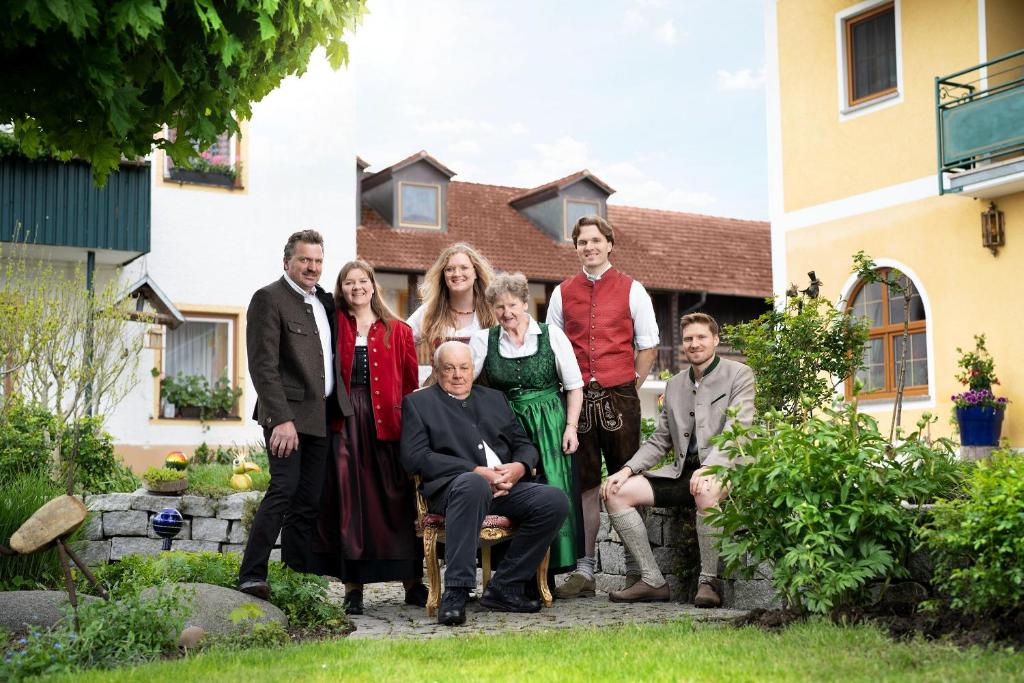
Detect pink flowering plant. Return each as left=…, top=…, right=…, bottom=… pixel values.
left=952, top=335, right=1008, bottom=410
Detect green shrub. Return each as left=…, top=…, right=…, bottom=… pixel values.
left=0, top=471, right=72, bottom=590
left=0, top=401, right=57, bottom=482
left=84, top=552, right=347, bottom=632
left=185, top=463, right=270, bottom=498
left=924, top=450, right=1024, bottom=615
left=141, top=466, right=186, bottom=485
left=63, top=416, right=140, bottom=494
left=3, top=589, right=187, bottom=679
left=707, top=404, right=964, bottom=614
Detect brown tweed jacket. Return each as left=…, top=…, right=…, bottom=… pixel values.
left=247, top=276, right=352, bottom=437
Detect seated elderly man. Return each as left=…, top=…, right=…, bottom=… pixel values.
left=400, top=341, right=569, bottom=626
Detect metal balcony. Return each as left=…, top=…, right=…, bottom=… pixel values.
left=937, top=49, right=1024, bottom=198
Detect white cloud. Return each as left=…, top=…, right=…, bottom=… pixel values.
left=716, top=67, right=766, bottom=91
left=449, top=139, right=482, bottom=156
left=653, top=20, right=678, bottom=45
left=415, top=117, right=495, bottom=135
left=623, top=9, right=646, bottom=32
left=507, top=122, right=529, bottom=136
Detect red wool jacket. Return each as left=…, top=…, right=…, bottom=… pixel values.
left=334, top=313, right=419, bottom=441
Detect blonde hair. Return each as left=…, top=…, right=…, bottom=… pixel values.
left=334, top=260, right=401, bottom=347
left=417, top=243, right=496, bottom=354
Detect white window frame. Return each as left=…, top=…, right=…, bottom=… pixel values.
left=563, top=197, right=602, bottom=241
left=397, top=181, right=442, bottom=229
left=162, top=314, right=237, bottom=390
left=835, top=0, right=904, bottom=121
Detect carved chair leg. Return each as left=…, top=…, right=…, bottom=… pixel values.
left=481, top=546, right=492, bottom=593
left=537, top=548, right=553, bottom=608
left=423, top=529, right=441, bottom=617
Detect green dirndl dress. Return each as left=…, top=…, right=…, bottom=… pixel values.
left=483, top=323, right=583, bottom=574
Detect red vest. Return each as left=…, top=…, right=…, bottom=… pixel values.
left=560, top=269, right=636, bottom=387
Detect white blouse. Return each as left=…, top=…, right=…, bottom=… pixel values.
left=406, top=304, right=483, bottom=343
left=469, top=316, right=584, bottom=391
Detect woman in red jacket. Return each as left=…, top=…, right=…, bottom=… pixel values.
left=315, top=259, right=424, bottom=615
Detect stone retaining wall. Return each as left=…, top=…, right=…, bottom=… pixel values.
left=594, top=506, right=780, bottom=611
left=74, top=489, right=275, bottom=565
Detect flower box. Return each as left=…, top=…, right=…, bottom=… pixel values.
left=166, top=167, right=237, bottom=189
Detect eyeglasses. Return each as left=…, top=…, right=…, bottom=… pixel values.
left=444, top=265, right=473, bottom=275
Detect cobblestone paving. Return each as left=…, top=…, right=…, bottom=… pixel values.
left=327, top=579, right=748, bottom=640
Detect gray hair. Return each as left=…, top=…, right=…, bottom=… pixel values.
left=433, top=340, right=472, bottom=368
left=485, top=272, right=530, bottom=308
left=283, top=229, right=324, bottom=261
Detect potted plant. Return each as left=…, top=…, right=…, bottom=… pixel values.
left=952, top=334, right=1009, bottom=446
left=143, top=466, right=188, bottom=494
left=160, top=373, right=210, bottom=419
left=206, top=376, right=243, bottom=419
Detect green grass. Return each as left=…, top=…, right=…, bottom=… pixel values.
left=44, top=619, right=1024, bottom=683
left=185, top=464, right=270, bottom=498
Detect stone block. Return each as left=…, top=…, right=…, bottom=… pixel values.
left=147, top=517, right=191, bottom=540
left=110, top=536, right=163, bottom=560
left=170, top=540, right=222, bottom=554
left=69, top=539, right=110, bottom=566
left=269, top=549, right=281, bottom=562
left=645, top=514, right=664, bottom=546
left=595, top=572, right=626, bottom=594
left=81, top=513, right=104, bottom=540
left=227, top=521, right=248, bottom=544
left=191, top=517, right=229, bottom=543
left=216, top=492, right=263, bottom=520
left=663, top=515, right=697, bottom=547
left=103, top=510, right=149, bottom=536
left=132, top=493, right=182, bottom=512
left=596, top=512, right=610, bottom=543
left=221, top=543, right=246, bottom=555
left=179, top=495, right=217, bottom=518
left=723, top=579, right=782, bottom=610
left=85, top=492, right=134, bottom=512
left=597, top=540, right=625, bottom=575
left=907, top=549, right=934, bottom=585
left=653, top=547, right=685, bottom=574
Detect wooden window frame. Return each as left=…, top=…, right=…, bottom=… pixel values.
left=845, top=268, right=927, bottom=401
left=563, top=197, right=601, bottom=241
left=397, top=181, right=442, bottom=229
left=844, top=1, right=898, bottom=107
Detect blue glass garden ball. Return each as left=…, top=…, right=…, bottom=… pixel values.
left=153, top=508, right=184, bottom=539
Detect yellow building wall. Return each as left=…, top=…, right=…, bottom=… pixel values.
left=986, top=0, right=1024, bottom=62
left=777, top=0, right=979, bottom=212
left=785, top=191, right=1024, bottom=446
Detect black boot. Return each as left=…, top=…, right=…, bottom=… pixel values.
left=438, top=587, right=469, bottom=626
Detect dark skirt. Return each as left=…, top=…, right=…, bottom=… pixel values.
left=315, top=386, right=422, bottom=584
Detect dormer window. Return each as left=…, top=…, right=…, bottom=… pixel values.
left=399, top=181, right=441, bottom=229
left=564, top=198, right=601, bottom=240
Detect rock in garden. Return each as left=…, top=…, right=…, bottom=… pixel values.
left=140, top=582, right=287, bottom=635
left=0, top=591, right=101, bottom=635
left=10, top=495, right=87, bottom=554
left=178, top=625, right=207, bottom=650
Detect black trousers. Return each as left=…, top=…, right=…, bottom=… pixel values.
left=434, top=472, right=569, bottom=591
left=239, top=427, right=329, bottom=582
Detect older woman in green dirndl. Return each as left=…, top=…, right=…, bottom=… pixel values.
left=469, top=273, right=584, bottom=576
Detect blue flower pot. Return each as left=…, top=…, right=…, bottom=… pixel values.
left=956, top=406, right=1005, bottom=446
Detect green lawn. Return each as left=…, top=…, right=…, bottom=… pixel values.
left=43, top=619, right=1023, bottom=683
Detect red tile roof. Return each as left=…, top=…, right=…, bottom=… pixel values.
left=509, top=170, right=615, bottom=207
left=357, top=180, right=771, bottom=298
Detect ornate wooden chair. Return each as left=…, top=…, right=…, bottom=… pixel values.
left=414, top=477, right=553, bottom=616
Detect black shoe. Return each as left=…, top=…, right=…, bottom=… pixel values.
left=404, top=583, right=429, bottom=608
left=238, top=580, right=270, bottom=601
left=343, top=589, right=364, bottom=615
left=438, top=588, right=469, bottom=626
left=479, top=584, right=542, bottom=613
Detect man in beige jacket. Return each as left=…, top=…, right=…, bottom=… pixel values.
left=600, top=312, right=754, bottom=606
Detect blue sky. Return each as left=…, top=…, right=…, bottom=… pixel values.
left=351, top=0, right=768, bottom=220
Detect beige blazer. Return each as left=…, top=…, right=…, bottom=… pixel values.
left=624, top=357, right=755, bottom=479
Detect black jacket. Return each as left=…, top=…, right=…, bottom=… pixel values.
left=400, top=384, right=539, bottom=505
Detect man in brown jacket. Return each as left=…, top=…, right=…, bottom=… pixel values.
left=600, top=312, right=755, bottom=607
left=239, top=229, right=352, bottom=599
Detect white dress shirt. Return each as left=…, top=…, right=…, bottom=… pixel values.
left=284, top=275, right=334, bottom=398
left=407, top=304, right=483, bottom=343
left=545, top=263, right=660, bottom=350
left=468, top=316, right=584, bottom=391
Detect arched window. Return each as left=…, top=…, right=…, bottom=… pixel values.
left=846, top=268, right=927, bottom=399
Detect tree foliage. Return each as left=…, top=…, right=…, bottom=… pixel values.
left=1, top=0, right=366, bottom=183
left=724, top=294, right=869, bottom=420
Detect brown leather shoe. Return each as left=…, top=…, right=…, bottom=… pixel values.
left=694, top=580, right=721, bottom=608
left=622, top=573, right=642, bottom=590
left=608, top=579, right=670, bottom=603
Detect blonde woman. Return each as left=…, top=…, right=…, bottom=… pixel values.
left=407, top=243, right=497, bottom=360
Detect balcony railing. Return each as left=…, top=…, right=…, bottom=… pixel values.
left=0, top=156, right=151, bottom=260
left=936, top=49, right=1024, bottom=197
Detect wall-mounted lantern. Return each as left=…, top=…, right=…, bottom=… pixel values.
left=981, top=201, right=1005, bottom=256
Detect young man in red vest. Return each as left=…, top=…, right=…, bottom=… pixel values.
left=546, top=215, right=659, bottom=598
